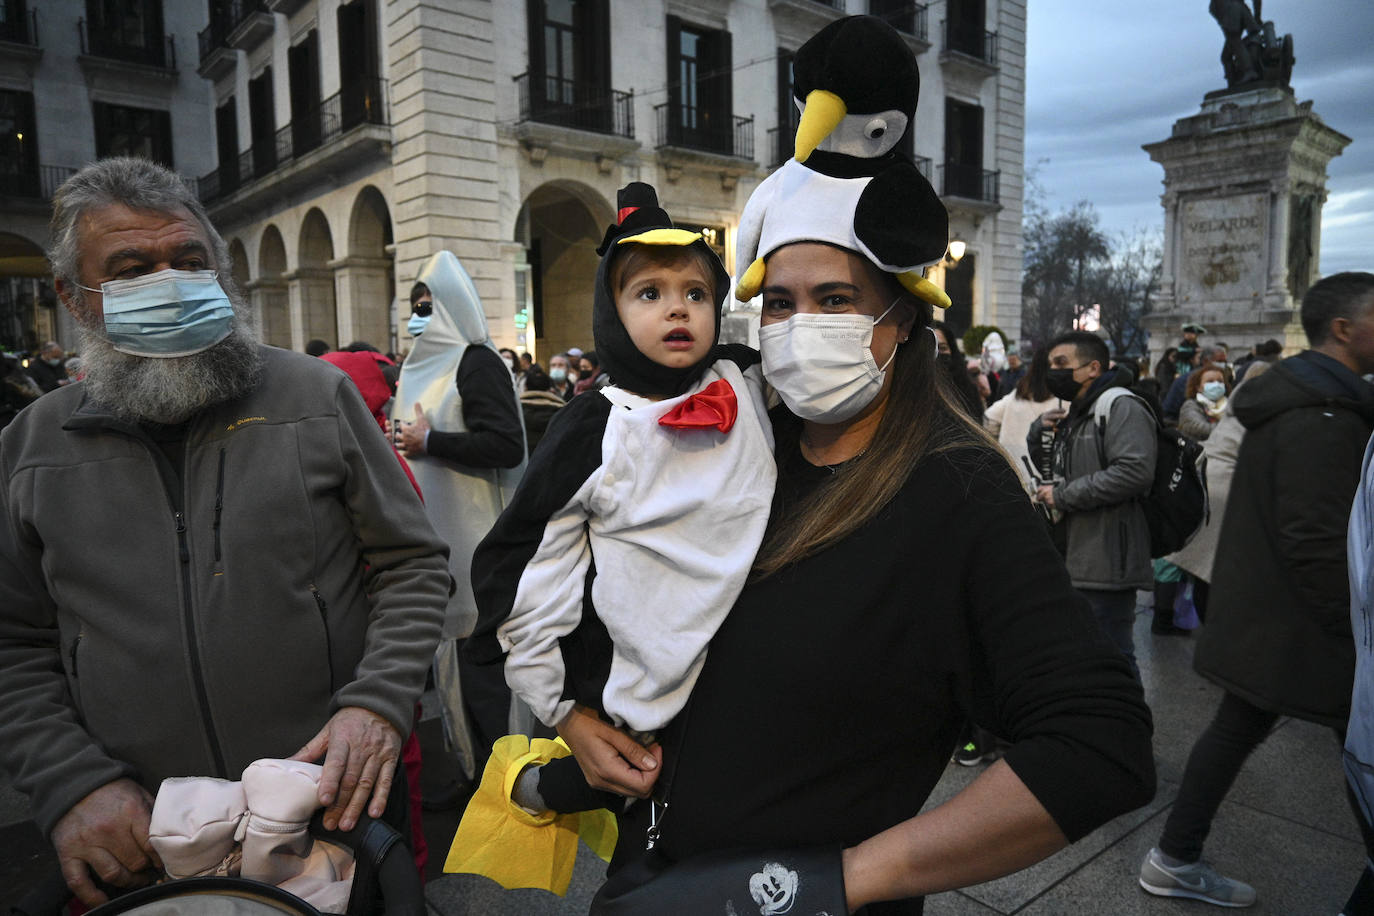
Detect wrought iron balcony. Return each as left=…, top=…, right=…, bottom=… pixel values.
left=870, top=2, right=928, bottom=41
left=0, top=164, right=76, bottom=200
left=938, top=163, right=999, bottom=203
left=0, top=1, right=37, bottom=45
left=655, top=103, right=754, bottom=160
left=197, top=78, right=389, bottom=205
left=198, top=0, right=268, bottom=65
left=79, top=17, right=175, bottom=69
left=913, top=154, right=932, bottom=182
left=514, top=73, right=633, bottom=139
left=941, top=20, right=998, bottom=65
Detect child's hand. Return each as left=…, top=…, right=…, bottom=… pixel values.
left=556, top=705, right=663, bottom=798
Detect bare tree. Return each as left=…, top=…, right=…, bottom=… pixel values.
left=1094, top=230, right=1162, bottom=357
left=1022, top=199, right=1110, bottom=348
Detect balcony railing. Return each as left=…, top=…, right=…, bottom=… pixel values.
left=514, top=73, right=634, bottom=139
left=941, top=20, right=998, bottom=65
left=0, top=2, right=37, bottom=45
left=871, top=2, right=928, bottom=40
left=79, top=17, right=175, bottom=69
left=655, top=103, right=754, bottom=160
left=197, top=78, right=389, bottom=204
left=938, top=163, right=999, bottom=203
left=198, top=0, right=267, bottom=65
left=0, top=164, right=76, bottom=200
left=913, top=154, right=932, bottom=182
left=807, top=0, right=845, bottom=9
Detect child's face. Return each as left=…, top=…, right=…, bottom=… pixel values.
left=614, top=256, right=715, bottom=370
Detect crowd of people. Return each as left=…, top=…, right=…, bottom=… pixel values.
left=0, top=15, right=1370, bottom=916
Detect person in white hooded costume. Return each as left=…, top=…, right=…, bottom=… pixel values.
left=391, top=251, right=527, bottom=781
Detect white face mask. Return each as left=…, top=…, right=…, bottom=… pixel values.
left=759, top=299, right=900, bottom=424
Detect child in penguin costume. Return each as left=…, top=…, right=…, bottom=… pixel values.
left=735, top=14, right=951, bottom=309
left=446, top=183, right=777, bottom=892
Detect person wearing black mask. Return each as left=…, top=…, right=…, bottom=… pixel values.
left=930, top=320, right=984, bottom=422
left=1027, top=331, right=1157, bottom=680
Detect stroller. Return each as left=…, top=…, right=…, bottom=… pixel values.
left=11, top=781, right=425, bottom=916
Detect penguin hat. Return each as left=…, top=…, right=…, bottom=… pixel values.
left=592, top=182, right=732, bottom=398
left=734, top=15, right=950, bottom=308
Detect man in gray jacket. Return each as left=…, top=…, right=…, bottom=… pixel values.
left=0, top=158, right=451, bottom=907
left=1029, top=330, right=1156, bottom=679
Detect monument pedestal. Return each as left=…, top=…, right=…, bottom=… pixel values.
left=1142, top=86, right=1348, bottom=358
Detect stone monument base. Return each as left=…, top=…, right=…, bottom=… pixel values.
left=1142, top=85, right=1349, bottom=360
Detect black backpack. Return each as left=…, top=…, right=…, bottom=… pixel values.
left=1092, top=388, right=1209, bottom=558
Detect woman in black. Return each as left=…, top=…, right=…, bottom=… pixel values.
left=560, top=241, right=1155, bottom=914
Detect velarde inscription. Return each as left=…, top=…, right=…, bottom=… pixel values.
left=1179, top=193, right=1268, bottom=301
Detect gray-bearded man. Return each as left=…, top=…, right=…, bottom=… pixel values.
left=0, top=158, right=450, bottom=906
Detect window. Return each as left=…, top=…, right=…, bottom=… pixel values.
left=214, top=98, right=239, bottom=192
left=943, top=98, right=983, bottom=198
left=664, top=17, right=733, bottom=155
left=288, top=30, right=321, bottom=157
left=0, top=89, right=38, bottom=197
left=248, top=68, right=275, bottom=177
left=945, top=0, right=985, bottom=59
left=525, top=0, right=611, bottom=131
left=1, top=0, right=34, bottom=44
left=943, top=252, right=975, bottom=337
left=84, top=0, right=167, bottom=67
left=774, top=49, right=796, bottom=166
left=93, top=102, right=172, bottom=166
left=869, top=0, right=920, bottom=37
left=337, top=0, right=382, bottom=131
left=675, top=222, right=727, bottom=266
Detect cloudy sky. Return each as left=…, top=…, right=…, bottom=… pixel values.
left=1025, top=1, right=1373, bottom=275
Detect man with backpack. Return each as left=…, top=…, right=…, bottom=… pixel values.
left=1138, top=272, right=1374, bottom=908
left=1028, top=330, right=1157, bottom=680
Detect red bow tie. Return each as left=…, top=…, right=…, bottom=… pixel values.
left=658, top=379, right=738, bottom=434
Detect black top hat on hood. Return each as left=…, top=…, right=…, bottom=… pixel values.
left=592, top=182, right=731, bottom=398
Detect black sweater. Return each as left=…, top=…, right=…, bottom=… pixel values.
left=424, top=345, right=525, bottom=468
left=615, top=439, right=1155, bottom=911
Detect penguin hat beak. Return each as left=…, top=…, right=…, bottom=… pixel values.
left=794, top=89, right=847, bottom=163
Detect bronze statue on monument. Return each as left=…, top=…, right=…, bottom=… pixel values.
left=1209, top=0, right=1294, bottom=89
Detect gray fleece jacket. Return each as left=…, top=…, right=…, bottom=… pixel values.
left=0, top=346, right=451, bottom=835
left=1028, top=369, right=1157, bottom=591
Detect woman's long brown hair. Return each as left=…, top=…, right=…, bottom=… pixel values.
left=751, top=275, right=1008, bottom=579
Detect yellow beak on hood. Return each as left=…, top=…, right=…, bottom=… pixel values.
left=794, top=89, right=847, bottom=163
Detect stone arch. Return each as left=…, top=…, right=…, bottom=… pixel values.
left=227, top=238, right=250, bottom=291
left=515, top=181, right=613, bottom=360
left=296, top=208, right=338, bottom=347
left=339, top=185, right=394, bottom=350
left=0, top=231, right=59, bottom=352
left=254, top=225, right=291, bottom=348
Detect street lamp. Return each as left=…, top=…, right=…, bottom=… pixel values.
left=947, top=238, right=966, bottom=263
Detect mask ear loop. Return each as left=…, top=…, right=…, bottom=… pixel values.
left=874, top=296, right=907, bottom=374
left=928, top=327, right=940, bottom=358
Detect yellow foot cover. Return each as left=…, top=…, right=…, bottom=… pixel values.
left=442, top=735, right=616, bottom=895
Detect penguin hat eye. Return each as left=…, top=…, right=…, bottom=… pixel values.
left=865, top=118, right=888, bottom=140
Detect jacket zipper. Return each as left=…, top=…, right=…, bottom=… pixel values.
left=213, top=449, right=226, bottom=564
left=311, top=584, right=336, bottom=693
left=69, top=634, right=81, bottom=679
left=174, top=509, right=229, bottom=777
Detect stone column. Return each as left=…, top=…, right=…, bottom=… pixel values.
left=286, top=267, right=337, bottom=351
left=329, top=255, right=394, bottom=349
left=386, top=1, right=504, bottom=318
left=247, top=278, right=290, bottom=349
left=1266, top=177, right=1291, bottom=302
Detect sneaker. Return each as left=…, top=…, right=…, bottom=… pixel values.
left=1138, top=847, right=1256, bottom=907
left=953, top=741, right=985, bottom=767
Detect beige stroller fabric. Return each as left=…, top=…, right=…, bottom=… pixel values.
left=148, top=759, right=354, bottom=914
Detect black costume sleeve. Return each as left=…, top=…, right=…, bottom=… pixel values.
left=425, top=345, right=525, bottom=468
left=465, top=393, right=611, bottom=668
left=956, top=451, right=1156, bottom=841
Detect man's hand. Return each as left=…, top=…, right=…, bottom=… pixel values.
left=1034, top=485, right=1056, bottom=509
left=556, top=705, right=662, bottom=798
left=393, top=402, right=430, bottom=457
left=51, top=778, right=161, bottom=906
left=290, top=706, right=401, bottom=831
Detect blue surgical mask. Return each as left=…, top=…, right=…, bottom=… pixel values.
left=1202, top=380, right=1226, bottom=401
left=407, top=312, right=431, bottom=337
left=549, top=366, right=567, bottom=382
left=81, top=269, right=233, bottom=358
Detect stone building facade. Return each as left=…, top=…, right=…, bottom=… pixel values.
left=1, top=0, right=1027, bottom=361
left=0, top=0, right=217, bottom=352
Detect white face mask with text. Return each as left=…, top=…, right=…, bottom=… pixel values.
left=759, top=299, right=899, bottom=424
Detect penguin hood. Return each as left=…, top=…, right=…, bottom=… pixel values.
left=792, top=15, right=920, bottom=162
left=592, top=181, right=730, bottom=398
